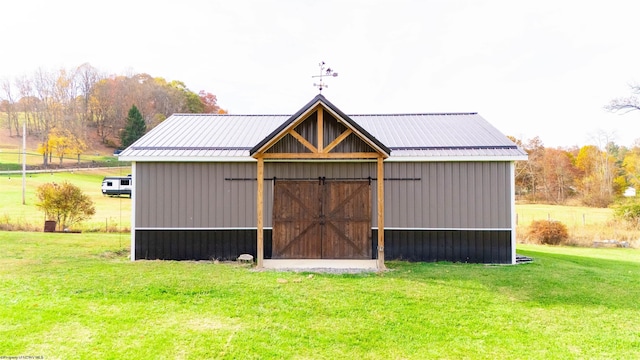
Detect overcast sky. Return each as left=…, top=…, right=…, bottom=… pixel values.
left=2, top=0, right=640, bottom=148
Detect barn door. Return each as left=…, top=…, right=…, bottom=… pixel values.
left=272, top=181, right=323, bottom=259
left=272, top=180, right=372, bottom=259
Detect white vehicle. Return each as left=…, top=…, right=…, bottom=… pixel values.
left=101, top=175, right=132, bottom=197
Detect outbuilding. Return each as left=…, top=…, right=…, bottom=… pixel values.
left=119, top=94, right=527, bottom=268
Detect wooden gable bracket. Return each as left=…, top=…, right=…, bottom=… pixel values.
left=259, top=106, right=382, bottom=160
left=287, top=128, right=317, bottom=153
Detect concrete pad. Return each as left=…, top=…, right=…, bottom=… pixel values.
left=263, top=259, right=378, bottom=271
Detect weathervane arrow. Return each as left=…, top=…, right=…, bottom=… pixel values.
left=312, top=61, right=338, bottom=93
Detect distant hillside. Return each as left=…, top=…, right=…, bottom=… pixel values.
left=0, top=127, right=114, bottom=155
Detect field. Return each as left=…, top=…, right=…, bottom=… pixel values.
left=516, top=203, right=613, bottom=226
left=0, top=231, right=638, bottom=359
left=0, top=168, right=132, bottom=232
left=516, top=203, right=640, bottom=246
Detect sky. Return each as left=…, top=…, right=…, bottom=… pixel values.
left=1, top=0, right=640, bottom=148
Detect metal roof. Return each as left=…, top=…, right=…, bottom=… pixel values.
left=119, top=101, right=527, bottom=162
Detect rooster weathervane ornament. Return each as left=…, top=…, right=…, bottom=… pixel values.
left=312, top=61, right=338, bottom=93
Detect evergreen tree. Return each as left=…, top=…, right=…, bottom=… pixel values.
left=120, top=105, right=146, bottom=148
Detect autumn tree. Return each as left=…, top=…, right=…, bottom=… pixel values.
left=36, top=181, right=95, bottom=231
left=0, top=78, right=19, bottom=136
left=575, top=145, right=618, bottom=207
left=15, top=75, right=37, bottom=135
left=2, top=63, right=223, bottom=149
left=199, top=90, right=225, bottom=113
left=42, top=128, right=85, bottom=165
left=120, top=105, right=146, bottom=148
left=622, top=144, right=640, bottom=189
left=538, top=148, right=576, bottom=203
left=514, top=136, right=545, bottom=200
left=48, top=128, right=73, bottom=165
left=75, top=63, right=102, bottom=125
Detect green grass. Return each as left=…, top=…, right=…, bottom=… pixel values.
left=0, top=169, right=131, bottom=231
left=1, top=232, right=639, bottom=359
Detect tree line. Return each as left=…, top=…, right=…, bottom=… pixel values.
left=512, top=134, right=640, bottom=207
left=0, top=63, right=225, bottom=166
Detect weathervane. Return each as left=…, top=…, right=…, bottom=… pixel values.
left=312, top=61, right=338, bottom=93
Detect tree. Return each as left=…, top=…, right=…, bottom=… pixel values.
left=575, top=145, right=618, bottom=207
left=1, top=78, right=19, bottom=137
left=44, top=128, right=85, bottom=165
left=606, top=84, right=640, bottom=113
left=120, top=105, right=146, bottom=148
left=539, top=148, right=576, bottom=203
left=2, top=63, right=223, bottom=147
left=622, top=146, right=640, bottom=189
left=199, top=90, right=222, bottom=113
left=47, top=128, right=72, bottom=165
left=515, top=136, right=545, bottom=200
left=36, top=181, right=95, bottom=231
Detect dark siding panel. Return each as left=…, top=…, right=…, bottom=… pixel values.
left=135, top=229, right=272, bottom=260
left=372, top=229, right=512, bottom=264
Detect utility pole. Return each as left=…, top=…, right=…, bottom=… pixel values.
left=22, top=122, right=26, bottom=205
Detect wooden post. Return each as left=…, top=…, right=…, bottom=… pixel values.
left=317, top=108, right=324, bottom=153
left=377, top=156, right=386, bottom=270
left=256, top=157, right=264, bottom=268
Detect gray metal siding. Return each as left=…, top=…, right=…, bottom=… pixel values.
left=136, top=161, right=511, bottom=230
left=383, top=162, right=511, bottom=229
left=136, top=162, right=257, bottom=228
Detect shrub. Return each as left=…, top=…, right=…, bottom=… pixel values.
left=35, top=181, right=96, bottom=231
left=614, top=202, right=640, bottom=227
left=581, top=194, right=614, bottom=208
left=527, top=220, right=569, bottom=245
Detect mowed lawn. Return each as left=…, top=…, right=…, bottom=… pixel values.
left=1, top=232, right=639, bottom=359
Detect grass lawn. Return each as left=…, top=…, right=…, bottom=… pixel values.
left=0, top=168, right=131, bottom=232
left=1, top=232, right=639, bottom=359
